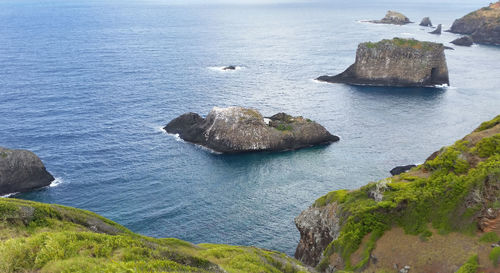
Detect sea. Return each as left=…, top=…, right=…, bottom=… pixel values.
left=0, top=0, right=499, bottom=256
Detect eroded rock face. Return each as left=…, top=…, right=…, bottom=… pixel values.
left=0, top=147, right=54, bottom=195
left=164, top=107, right=339, bottom=153
left=295, top=202, right=341, bottom=266
left=449, top=1, right=500, bottom=45
left=419, top=17, right=432, bottom=27
left=451, top=36, right=474, bottom=46
left=317, top=38, right=449, bottom=87
left=429, top=24, right=442, bottom=34
left=369, top=11, right=411, bottom=25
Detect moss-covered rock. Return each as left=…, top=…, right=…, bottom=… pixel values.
left=295, top=115, right=500, bottom=272
left=0, top=198, right=311, bottom=273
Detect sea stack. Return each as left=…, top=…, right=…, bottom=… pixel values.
left=0, top=147, right=54, bottom=195
left=369, top=10, right=411, bottom=25
left=164, top=107, right=339, bottom=153
left=449, top=1, right=500, bottom=45
left=451, top=36, right=474, bottom=46
left=419, top=17, right=433, bottom=27
left=429, top=24, right=442, bottom=34
left=317, top=38, right=449, bottom=87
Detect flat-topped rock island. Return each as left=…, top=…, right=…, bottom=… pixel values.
left=317, top=38, right=449, bottom=87
left=164, top=107, right=339, bottom=153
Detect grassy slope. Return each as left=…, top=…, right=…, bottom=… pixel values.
left=313, top=115, right=500, bottom=272
left=0, top=198, right=310, bottom=273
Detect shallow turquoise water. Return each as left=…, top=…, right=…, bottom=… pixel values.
left=0, top=0, right=499, bottom=255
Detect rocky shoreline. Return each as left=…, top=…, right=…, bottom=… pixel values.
left=449, top=1, right=500, bottom=45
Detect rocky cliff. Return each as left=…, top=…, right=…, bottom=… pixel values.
left=317, top=38, right=449, bottom=87
left=449, top=1, right=500, bottom=45
left=165, top=107, right=339, bottom=153
left=295, top=115, right=500, bottom=272
left=0, top=198, right=311, bottom=273
left=0, top=147, right=54, bottom=195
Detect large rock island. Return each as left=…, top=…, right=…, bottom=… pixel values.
left=368, top=11, right=411, bottom=25
left=0, top=147, right=54, bottom=195
left=295, top=115, right=500, bottom=272
left=165, top=107, right=339, bottom=153
left=317, top=38, right=449, bottom=87
left=449, top=1, right=500, bottom=45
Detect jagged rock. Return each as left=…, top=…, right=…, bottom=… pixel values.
left=449, top=1, right=500, bottom=45
left=164, top=107, right=339, bottom=153
left=429, top=24, right=442, bottom=34
left=369, top=11, right=411, bottom=25
left=419, top=17, right=433, bottom=27
left=390, top=164, right=416, bottom=175
left=222, top=65, right=236, bottom=70
left=317, top=38, right=449, bottom=87
left=451, top=36, right=474, bottom=46
left=444, top=46, right=455, bottom=50
left=0, top=147, right=54, bottom=195
left=294, top=202, right=341, bottom=266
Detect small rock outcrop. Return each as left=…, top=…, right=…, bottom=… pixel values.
left=429, top=24, right=442, bottom=34
left=164, top=107, right=339, bottom=153
left=449, top=1, right=500, bottom=45
left=317, top=38, right=449, bottom=87
left=419, top=17, right=432, bottom=27
left=451, top=36, right=474, bottom=46
left=369, top=11, right=411, bottom=25
left=222, top=65, right=236, bottom=70
left=0, top=147, right=54, bottom=195
left=390, top=164, right=416, bottom=175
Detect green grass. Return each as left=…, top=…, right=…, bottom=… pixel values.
left=480, top=232, right=500, bottom=243
left=475, top=115, right=500, bottom=132
left=490, top=247, right=500, bottom=267
left=364, top=38, right=438, bottom=51
left=276, top=124, right=293, bottom=131
left=313, top=115, right=500, bottom=271
left=0, top=198, right=309, bottom=273
left=456, top=255, right=479, bottom=273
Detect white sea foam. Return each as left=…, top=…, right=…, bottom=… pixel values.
left=156, top=126, right=167, bottom=133
left=0, top=192, right=19, bottom=198
left=49, top=177, right=64, bottom=188
left=400, top=32, right=414, bottom=36
left=310, top=78, right=329, bottom=84
left=166, top=132, right=183, bottom=142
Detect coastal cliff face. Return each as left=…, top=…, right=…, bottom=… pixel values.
left=165, top=107, right=339, bottom=153
left=0, top=147, right=54, bottom=195
left=0, top=198, right=311, bottom=273
left=449, top=1, right=500, bottom=45
left=295, top=115, right=500, bottom=272
left=317, top=38, right=449, bottom=87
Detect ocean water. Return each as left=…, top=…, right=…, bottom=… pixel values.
left=1, top=0, right=499, bottom=256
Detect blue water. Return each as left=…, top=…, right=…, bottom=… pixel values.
left=1, top=0, right=499, bottom=256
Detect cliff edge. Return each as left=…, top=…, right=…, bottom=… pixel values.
left=295, top=115, right=500, bottom=272
left=449, top=1, right=500, bottom=45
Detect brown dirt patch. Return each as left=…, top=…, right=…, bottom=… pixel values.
left=362, top=227, right=496, bottom=273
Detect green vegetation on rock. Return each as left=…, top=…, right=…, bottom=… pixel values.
left=363, top=38, right=438, bottom=51
left=0, top=199, right=309, bottom=273
left=490, top=247, right=500, bottom=267
left=313, top=115, right=500, bottom=271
